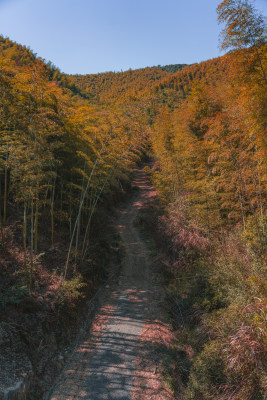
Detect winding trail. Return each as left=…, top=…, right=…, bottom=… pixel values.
left=50, top=168, right=175, bottom=400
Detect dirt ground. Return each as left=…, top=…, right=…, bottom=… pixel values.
left=49, top=168, right=176, bottom=400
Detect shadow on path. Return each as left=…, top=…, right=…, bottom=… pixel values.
left=49, top=168, right=173, bottom=400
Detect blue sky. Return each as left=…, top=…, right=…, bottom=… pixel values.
left=0, top=0, right=266, bottom=74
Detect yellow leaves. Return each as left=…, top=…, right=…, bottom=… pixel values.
left=152, top=47, right=266, bottom=231
left=217, top=0, right=265, bottom=50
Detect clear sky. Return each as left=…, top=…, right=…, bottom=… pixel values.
left=0, top=0, right=266, bottom=74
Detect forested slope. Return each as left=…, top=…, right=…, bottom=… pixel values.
left=0, top=34, right=150, bottom=396
left=149, top=43, right=267, bottom=399
left=145, top=2, right=267, bottom=397
left=68, top=64, right=187, bottom=104
left=0, top=0, right=266, bottom=397
left=68, top=57, right=229, bottom=107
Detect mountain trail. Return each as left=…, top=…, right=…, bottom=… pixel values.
left=49, top=167, right=175, bottom=400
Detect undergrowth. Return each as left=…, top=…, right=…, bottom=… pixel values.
left=137, top=198, right=267, bottom=400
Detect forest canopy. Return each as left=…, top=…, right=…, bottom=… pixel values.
left=0, top=0, right=266, bottom=398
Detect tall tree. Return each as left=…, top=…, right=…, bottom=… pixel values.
left=217, top=0, right=266, bottom=83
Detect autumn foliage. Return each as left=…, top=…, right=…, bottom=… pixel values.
left=148, top=3, right=266, bottom=397
left=0, top=0, right=266, bottom=397
left=0, top=36, right=148, bottom=305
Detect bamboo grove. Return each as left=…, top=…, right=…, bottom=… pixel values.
left=0, top=0, right=266, bottom=398
left=148, top=2, right=267, bottom=398
left=150, top=45, right=267, bottom=399
left=0, top=40, right=149, bottom=293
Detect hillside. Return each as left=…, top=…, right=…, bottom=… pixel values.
left=0, top=35, right=38, bottom=66
left=0, top=7, right=266, bottom=398
left=0, top=35, right=228, bottom=108
left=68, top=64, right=187, bottom=104
left=68, top=55, right=232, bottom=108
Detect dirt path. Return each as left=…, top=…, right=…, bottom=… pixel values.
left=49, top=168, right=175, bottom=400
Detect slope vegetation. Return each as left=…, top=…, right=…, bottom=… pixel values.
left=0, top=29, right=266, bottom=400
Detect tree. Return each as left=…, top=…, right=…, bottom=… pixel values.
left=217, top=0, right=266, bottom=83
left=217, top=0, right=266, bottom=50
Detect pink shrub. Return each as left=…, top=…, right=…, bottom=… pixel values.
left=160, top=201, right=209, bottom=252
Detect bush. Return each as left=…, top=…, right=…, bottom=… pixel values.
left=55, top=275, right=86, bottom=312
left=185, top=257, right=267, bottom=400
left=185, top=340, right=226, bottom=400
left=160, top=215, right=267, bottom=399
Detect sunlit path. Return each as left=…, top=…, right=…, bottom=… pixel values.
left=49, top=168, right=174, bottom=400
